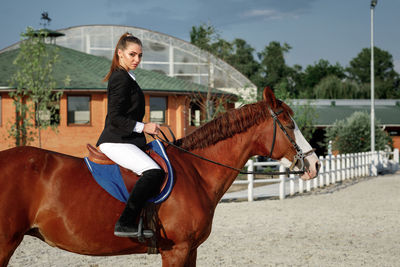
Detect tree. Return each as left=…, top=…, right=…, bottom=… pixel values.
left=347, top=47, right=400, bottom=98
left=9, top=27, right=62, bottom=147
left=190, top=23, right=219, bottom=121
left=291, top=101, right=318, bottom=142
left=257, top=41, right=298, bottom=98
left=190, top=23, right=217, bottom=53
left=224, top=39, right=260, bottom=85
left=325, top=111, right=392, bottom=154
left=301, top=59, right=345, bottom=98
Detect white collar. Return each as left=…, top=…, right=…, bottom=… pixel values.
left=128, top=71, right=136, bottom=81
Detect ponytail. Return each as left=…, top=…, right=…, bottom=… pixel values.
left=103, top=33, right=143, bottom=82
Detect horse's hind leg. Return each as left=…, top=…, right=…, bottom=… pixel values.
left=161, top=244, right=197, bottom=267
left=0, top=233, right=24, bottom=267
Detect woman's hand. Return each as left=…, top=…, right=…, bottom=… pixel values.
left=143, top=122, right=161, bottom=135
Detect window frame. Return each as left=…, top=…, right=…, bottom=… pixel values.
left=149, top=96, right=168, bottom=124
left=67, top=94, right=92, bottom=126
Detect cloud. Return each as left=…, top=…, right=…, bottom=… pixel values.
left=242, top=9, right=299, bottom=20
left=103, top=0, right=318, bottom=40
left=394, top=59, right=400, bottom=74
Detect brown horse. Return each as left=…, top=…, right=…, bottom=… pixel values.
left=0, top=88, right=319, bottom=266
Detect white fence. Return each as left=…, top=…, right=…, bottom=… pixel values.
left=232, top=149, right=399, bottom=201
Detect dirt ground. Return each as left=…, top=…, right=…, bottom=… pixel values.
left=8, top=173, right=400, bottom=266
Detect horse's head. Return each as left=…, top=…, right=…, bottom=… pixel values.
left=255, top=87, right=320, bottom=180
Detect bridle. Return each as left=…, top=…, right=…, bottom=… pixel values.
left=153, top=106, right=315, bottom=176
left=267, top=107, right=315, bottom=175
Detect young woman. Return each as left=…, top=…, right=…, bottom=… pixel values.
left=96, top=33, right=164, bottom=238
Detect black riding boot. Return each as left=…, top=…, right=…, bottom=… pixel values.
left=114, top=168, right=164, bottom=237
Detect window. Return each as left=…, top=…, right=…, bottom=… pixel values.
left=67, top=96, right=90, bottom=125
left=149, top=97, right=167, bottom=124
left=189, top=101, right=201, bottom=127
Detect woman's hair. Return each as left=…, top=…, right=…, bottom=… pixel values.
left=103, top=33, right=143, bottom=82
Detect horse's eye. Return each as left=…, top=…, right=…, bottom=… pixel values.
left=286, top=123, right=295, bottom=130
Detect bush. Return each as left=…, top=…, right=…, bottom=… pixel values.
left=325, top=111, right=392, bottom=153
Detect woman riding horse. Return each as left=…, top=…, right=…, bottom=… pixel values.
left=0, top=87, right=319, bottom=267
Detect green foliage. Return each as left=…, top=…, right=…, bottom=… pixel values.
left=190, top=23, right=218, bottom=53
left=278, top=96, right=318, bottom=142
left=9, top=27, right=62, bottom=147
left=314, top=75, right=369, bottom=99
left=291, top=101, right=318, bottom=141
left=189, top=24, right=399, bottom=100
left=347, top=47, right=400, bottom=98
left=225, top=39, right=260, bottom=85
left=325, top=111, right=392, bottom=154
left=190, top=24, right=260, bottom=99
left=257, top=41, right=291, bottom=87
left=301, top=59, right=346, bottom=98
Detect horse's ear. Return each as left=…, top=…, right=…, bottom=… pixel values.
left=262, top=87, right=277, bottom=108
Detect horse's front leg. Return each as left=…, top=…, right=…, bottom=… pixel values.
left=185, top=249, right=197, bottom=267
left=160, top=243, right=197, bottom=267
left=0, top=232, right=24, bottom=267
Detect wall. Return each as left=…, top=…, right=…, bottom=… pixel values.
left=0, top=92, right=189, bottom=157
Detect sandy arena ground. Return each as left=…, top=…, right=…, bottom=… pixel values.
left=8, top=173, right=400, bottom=266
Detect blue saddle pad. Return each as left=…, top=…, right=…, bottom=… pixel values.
left=84, top=140, right=174, bottom=204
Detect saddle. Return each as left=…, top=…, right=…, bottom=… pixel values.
left=86, top=144, right=169, bottom=197
left=86, top=143, right=172, bottom=251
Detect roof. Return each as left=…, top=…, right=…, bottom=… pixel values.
left=32, top=29, right=65, bottom=38
left=0, top=24, right=257, bottom=92
left=292, top=99, right=400, bottom=127
left=0, top=44, right=231, bottom=96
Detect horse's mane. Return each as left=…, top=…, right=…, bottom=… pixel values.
left=175, top=96, right=293, bottom=151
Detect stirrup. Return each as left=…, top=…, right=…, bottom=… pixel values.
left=137, top=217, right=154, bottom=242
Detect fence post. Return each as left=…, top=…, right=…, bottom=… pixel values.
left=371, top=151, right=378, bottom=176
left=325, top=154, right=331, bottom=186
left=289, top=173, right=295, bottom=196
left=354, top=153, right=357, bottom=178
left=351, top=153, right=355, bottom=178
left=313, top=169, right=318, bottom=189
left=247, top=159, right=254, bottom=202
left=298, top=173, right=304, bottom=194
left=394, top=148, right=399, bottom=166
left=346, top=153, right=357, bottom=179
left=354, top=153, right=358, bottom=178
left=306, top=179, right=311, bottom=192
left=319, top=155, right=324, bottom=187
left=331, top=155, right=336, bottom=184
left=363, top=152, right=367, bottom=177
left=279, top=165, right=286, bottom=200
left=341, top=154, right=345, bottom=180
left=341, top=154, right=346, bottom=181
left=360, top=152, right=365, bottom=177
left=351, top=153, right=354, bottom=178
left=337, top=154, right=342, bottom=182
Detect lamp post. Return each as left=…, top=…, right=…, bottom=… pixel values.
left=370, top=0, right=377, bottom=153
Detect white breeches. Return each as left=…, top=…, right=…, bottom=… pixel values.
left=99, top=143, right=160, bottom=175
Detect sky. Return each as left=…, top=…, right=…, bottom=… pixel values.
left=1, top=0, right=399, bottom=72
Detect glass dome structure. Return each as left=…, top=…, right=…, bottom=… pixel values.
left=54, top=25, right=256, bottom=94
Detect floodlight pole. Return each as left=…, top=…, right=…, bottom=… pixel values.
left=370, top=0, right=377, bottom=153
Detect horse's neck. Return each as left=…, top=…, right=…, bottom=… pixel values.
left=189, top=129, right=255, bottom=203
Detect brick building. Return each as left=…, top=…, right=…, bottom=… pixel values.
left=0, top=45, right=235, bottom=157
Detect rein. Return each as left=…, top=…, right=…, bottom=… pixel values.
left=154, top=108, right=312, bottom=176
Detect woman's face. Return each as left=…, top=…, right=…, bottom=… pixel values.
left=118, top=42, right=142, bottom=71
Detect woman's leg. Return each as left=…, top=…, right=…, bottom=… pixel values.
left=99, top=143, right=165, bottom=237
left=99, top=142, right=160, bottom=175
